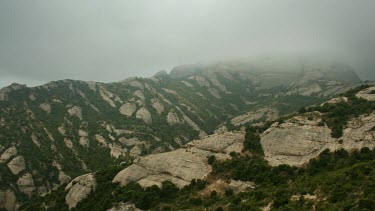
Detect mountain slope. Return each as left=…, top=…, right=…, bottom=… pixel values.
left=0, top=60, right=361, bottom=209
left=19, top=84, right=375, bottom=211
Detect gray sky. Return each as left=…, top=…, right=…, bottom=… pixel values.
left=1, top=1, right=375, bottom=88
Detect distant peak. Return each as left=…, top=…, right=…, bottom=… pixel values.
left=154, top=70, right=169, bottom=77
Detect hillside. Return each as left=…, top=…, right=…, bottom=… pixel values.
left=0, top=60, right=362, bottom=209
left=16, top=84, right=375, bottom=211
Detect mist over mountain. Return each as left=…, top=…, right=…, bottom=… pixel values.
left=1, top=1, right=375, bottom=87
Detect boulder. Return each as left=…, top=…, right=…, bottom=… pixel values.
left=39, top=103, right=51, bottom=113
left=65, top=173, right=96, bottom=209
left=119, top=103, right=137, bottom=117
left=17, top=172, right=36, bottom=197
left=7, top=156, right=26, bottom=175
left=136, top=107, right=152, bottom=124
left=0, top=146, right=17, bottom=163
left=0, top=189, right=17, bottom=211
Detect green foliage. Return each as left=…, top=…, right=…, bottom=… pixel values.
left=208, top=155, right=216, bottom=165
left=243, top=126, right=264, bottom=156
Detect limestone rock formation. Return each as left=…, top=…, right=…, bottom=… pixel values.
left=68, top=106, right=82, bottom=119
left=151, top=99, right=164, bottom=114
left=7, top=156, right=26, bottom=175
left=65, top=173, right=96, bottom=209
left=119, top=103, right=137, bottom=117
left=136, top=107, right=152, bottom=124
left=113, top=131, right=245, bottom=188
left=17, top=172, right=36, bottom=197
left=0, top=146, right=17, bottom=163
left=261, top=111, right=375, bottom=166
left=0, top=190, right=17, bottom=211
left=39, top=103, right=51, bottom=113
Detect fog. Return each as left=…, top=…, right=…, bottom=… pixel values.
left=1, top=1, right=375, bottom=88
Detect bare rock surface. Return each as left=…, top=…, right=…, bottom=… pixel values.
left=261, top=111, right=375, bottom=166
left=136, top=107, right=152, bottom=124
left=231, top=108, right=278, bottom=126
left=119, top=103, right=137, bottom=117
left=0, top=146, right=17, bottom=163
left=151, top=99, right=164, bottom=114
left=17, top=172, right=36, bottom=197
left=0, top=189, right=17, bottom=211
left=39, top=103, right=51, bottom=113
left=65, top=173, right=96, bottom=209
left=7, top=156, right=26, bottom=175
left=113, top=131, right=245, bottom=188
left=356, top=86, right=375, bottom=101
left=68, top=106, right=82, bottom=119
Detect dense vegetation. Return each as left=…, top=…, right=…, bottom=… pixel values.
left=22, top=146, right=375, bottom=211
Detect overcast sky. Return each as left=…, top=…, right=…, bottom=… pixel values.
left=1, top=1, right=375, bottom=88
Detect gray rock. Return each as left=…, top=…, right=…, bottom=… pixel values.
left=0, top=189, right=17, bottom=211
left=7, top=156, right=26, bottom=175
left=17, top=172, right=36, bottom=197
left=113, top=131, right=245, bottom=188
left=136, top=107, right=152, bottom=124
left=0, top=146, right=17, bottom=163
left=119, top=103, right=137, bottom=117
left=65, top=173, right=96, bottom=209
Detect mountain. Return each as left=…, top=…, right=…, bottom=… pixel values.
left=0, top=60, right=362, bottom=209
left=20, top=84, right=375, bottom=211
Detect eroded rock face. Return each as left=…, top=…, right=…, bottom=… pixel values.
left=17, top=172, right=36, bottom=197
left=151, top=99, right=164, bottom=115
left=119, top=103, right=136, bottom=117
left=136, top=107, right=152, bottom=124
left=261, top=111, right=375, bottom=166
left=0, top=146, right=17, bottom=163
left=113, top=131, right=245, bottom=188
left=65, top=173, right=96, bottom=209
left=7, top=156, right=26, bottom=175
left=0, top=189, right=17, bottom=211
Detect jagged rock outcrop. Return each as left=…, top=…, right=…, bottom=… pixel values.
left=113, top=131, right=245, bottom=188
left=135, top=107, right=152, bottom=124
left=119, top=103, right=137, bottom=117
left=65, top=173, right=96, bottom=209
left=0, top=146, right=17, bottom=163
left=7, top=156, right=26, bottom=175
left=0, top=190, right=17, bottom=211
